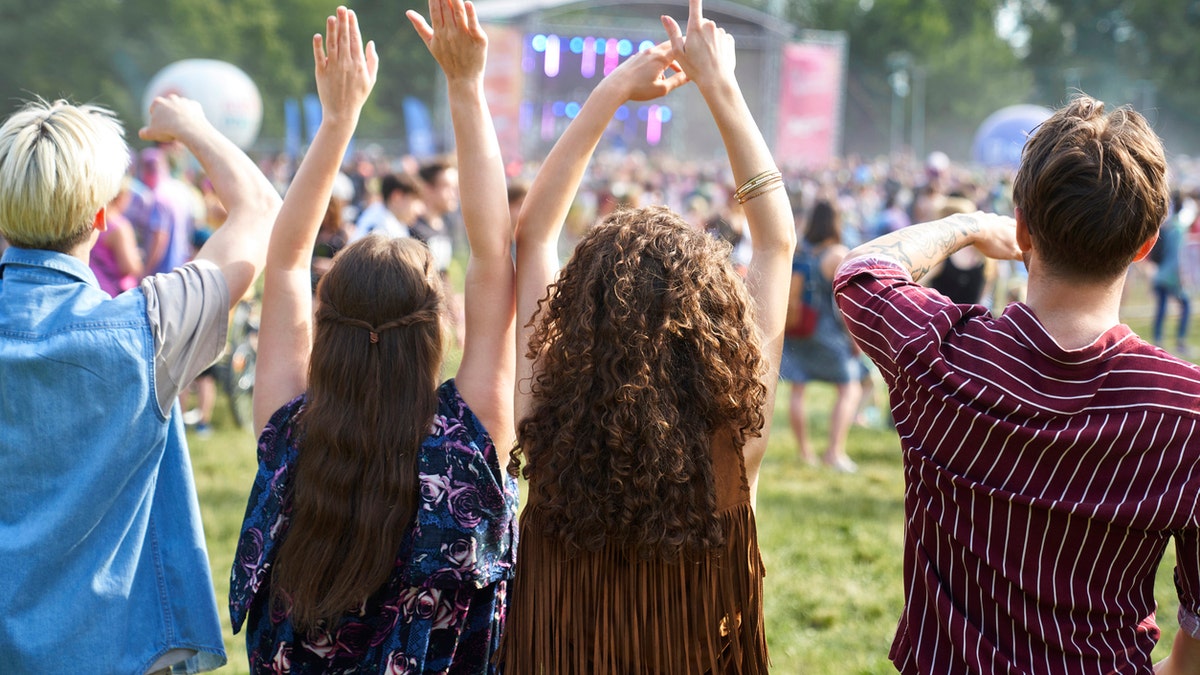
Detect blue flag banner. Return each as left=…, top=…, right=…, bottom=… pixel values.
left=303, top=94, right=322, bottom=145
left=403, top=96, right=437, bottom=158
left=284, top=98, right=301, bottom=160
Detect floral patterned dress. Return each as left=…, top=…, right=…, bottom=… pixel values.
left=229, top=380, right=519, bottom=674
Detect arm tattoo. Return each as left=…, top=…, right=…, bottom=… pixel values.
left=853, top=213, right=981, bottom=280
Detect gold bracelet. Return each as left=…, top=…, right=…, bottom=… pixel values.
left=736, top=175, right=784, bottom=204
left=734, top=168, right=782, bottom=202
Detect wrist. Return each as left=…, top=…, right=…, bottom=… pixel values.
left=318, top=110, right=362, bottom=132
left=446, top=74, right=485, bottom=91
left=695, top=75, right=741, bottom=103
left=590, top=77, right=631, bottom=109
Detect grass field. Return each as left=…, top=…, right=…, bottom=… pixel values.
left=188, top=290, right=1185, bottom=673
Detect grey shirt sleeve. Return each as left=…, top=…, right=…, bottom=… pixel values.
left=140, top=260, right=231, bottom=415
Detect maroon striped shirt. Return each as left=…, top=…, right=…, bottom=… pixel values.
left=834, top=257, right=1200, bottom=674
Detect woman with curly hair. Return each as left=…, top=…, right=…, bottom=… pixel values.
left=228, top=3, right=518, bottom=672
left=498, top=1, right=795, bottom=672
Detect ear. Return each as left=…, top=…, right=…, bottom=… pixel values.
left=1131, top=230, right=1159, bottom=263
left=1014, top=206, right=1032, bottom=253
left=92, top=206, right=108, bottom=233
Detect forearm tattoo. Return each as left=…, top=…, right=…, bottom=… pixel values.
left=854, top=213, right=982, bottom=280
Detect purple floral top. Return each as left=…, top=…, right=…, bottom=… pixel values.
left=229, top=380, right=519, bottom=674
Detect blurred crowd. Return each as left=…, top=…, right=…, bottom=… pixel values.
left=4, top=139, right=1197, bottom=352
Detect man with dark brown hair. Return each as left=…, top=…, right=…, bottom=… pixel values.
left=836, top=95, right=1200, bottom=673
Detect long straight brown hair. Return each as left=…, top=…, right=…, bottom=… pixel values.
left=271, top=235, right=445, bottom=631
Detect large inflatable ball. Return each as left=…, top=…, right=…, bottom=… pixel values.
left=972, top=104, right=1053, bottom=169
left=143, top=59, right=263, bottom=149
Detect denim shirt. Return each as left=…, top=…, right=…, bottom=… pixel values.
left=0, top=248, right=226, bottom=673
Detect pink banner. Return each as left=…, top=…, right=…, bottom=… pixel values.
left=776, top=41, right=844, bottom=167
left=482, top=25, right=525, bottom=169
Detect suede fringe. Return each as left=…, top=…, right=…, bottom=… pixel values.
left=498, top=502, right=768, bottom=674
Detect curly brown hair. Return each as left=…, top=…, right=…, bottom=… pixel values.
left=270, top=235, right=446, bottom=632
left=510, top=206, right=767, bottom=560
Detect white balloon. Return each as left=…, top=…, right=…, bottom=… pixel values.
left=142, top=59, right=263, bottom=149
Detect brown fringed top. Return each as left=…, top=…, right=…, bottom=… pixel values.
left=498, top=432, right=768, bottom=674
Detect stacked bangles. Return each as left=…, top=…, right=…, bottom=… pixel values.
left=734, top=168, right=784, bottom=204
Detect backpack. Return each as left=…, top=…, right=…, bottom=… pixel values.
left=784, top=250, right=819, bottom=339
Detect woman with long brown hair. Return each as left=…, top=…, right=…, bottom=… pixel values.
left=499, top=0, right=795, bottom=671
left=228, top=3, right=517, bottom=672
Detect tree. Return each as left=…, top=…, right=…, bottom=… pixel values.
left=348, top=0, right=442, bottom=147
left=1010, top=0, right=1200, bottom=154
left=783, top=0, right=1030, bottom=159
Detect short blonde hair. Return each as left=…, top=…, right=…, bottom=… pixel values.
left=0, top=99, right=129, bottom=251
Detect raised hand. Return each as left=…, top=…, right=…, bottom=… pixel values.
left=313, top=6, right=379, bottom=126
left=407, top=0, right=488, bottom=82
left=661, top=0, right=737, bottom=93
left=251, top=6, right=378, bottom=433
left=139, top=95, right=212, bottom=144
left=599, top=40, right=688, bottom=103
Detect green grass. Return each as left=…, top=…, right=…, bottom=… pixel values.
left=188, top=293, right=1185, bottom=673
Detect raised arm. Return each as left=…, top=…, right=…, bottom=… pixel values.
left=512, top=39, right=687, bottom=425
left=663, top=0, right=795, bottom=492
left=839, top=211, right=1021, bottom=281
left=407, top=0, right=516, bottom=457
left=252, top=6, right=378, bottom=432
left=139, top=102, right=280, bottom=305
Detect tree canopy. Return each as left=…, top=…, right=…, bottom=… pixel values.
left=1, top=0, right=1195, bottom=159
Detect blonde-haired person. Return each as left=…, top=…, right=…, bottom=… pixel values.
left=499, top=0, right=793, bottom=670
left=0, top=94, right=280, bottom=675
left=228, top=3, right=518, bottom=672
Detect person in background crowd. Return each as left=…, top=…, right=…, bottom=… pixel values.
left=781, top=200, right=863, bottom=472
left=89, top=177, right=143, bottom=296
left=129, top=145, right=199, bottom=276
left=353, top=171, right=423, bottom=241
left=414, top=157, right=458, bottom=274
left=920, top=195, right=997, bottom=306
left=704, top=183, right=752, bottom=276
left=311, top=194, right=354, bottom=290
left=1150, top=190, right=1192, bottom=356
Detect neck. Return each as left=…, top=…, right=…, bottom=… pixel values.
left=66, top=229, right=101, bottom=264
left=1023, top=268, right=1126, bottom=351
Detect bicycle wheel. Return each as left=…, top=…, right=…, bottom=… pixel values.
left=226, top=340, right=256, bottom=429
